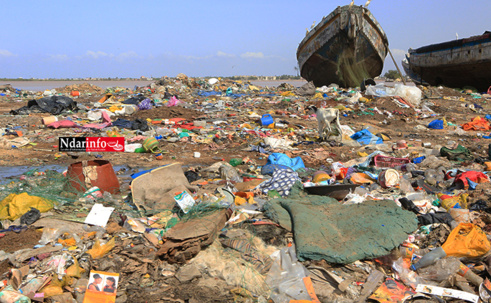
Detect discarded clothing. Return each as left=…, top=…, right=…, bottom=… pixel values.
left=254, top=168, right=300, bottom=197
left=440, top=144, right=473, bottom=162
left=138, top=98, right=153, bottom=110
left=452, top=171, right=489, bottom=189
left=461, top=116, right=491, bottom=131
left=112, top=118, right=149, bottom=131
left=11, top=96, right=77, bottom=115
left=418, top=212, right=454, bottom=226
left=123, top=95, right=146, bottom=105
left=265, top=153, right=305, bottom=171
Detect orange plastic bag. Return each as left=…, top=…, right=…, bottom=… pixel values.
left=86, top=237, right=115, bottom=259
left=442, top=223, right=490, bottom=258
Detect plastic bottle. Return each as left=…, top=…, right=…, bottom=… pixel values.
left=424, top=169, right=438, bottom=186
left=229, top=158, right=243, bottom=167
left=410, top=247, right=447, bottom=271
left=457, top=263, right=484, bottom=286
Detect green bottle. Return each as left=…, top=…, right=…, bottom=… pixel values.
left=229, top=158, right=243, bottom=167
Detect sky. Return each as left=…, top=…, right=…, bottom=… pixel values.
left=1, top=0, right=490, bottom=79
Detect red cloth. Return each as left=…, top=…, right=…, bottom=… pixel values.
left=461, top=116, right=490, bottom=131
left=453, top=171, right=489, bottom=189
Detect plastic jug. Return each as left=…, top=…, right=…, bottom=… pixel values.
left=261, top=114, right=274, bottom=126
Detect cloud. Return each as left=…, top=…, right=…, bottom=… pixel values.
left=390, top=48, right=407, bottom=57
left=240, top=52, right=264, bottom=59
left=216, top=51, right=235, bottom=58
left=49, top=54, right=69, bottom=61
left=0, top=49, right=15, bottom=57
left=85, top=50, right=111, bottom=59
left=116, top=51, right=139, bottom=60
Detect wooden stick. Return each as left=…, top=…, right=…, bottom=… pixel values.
left=388, top=48, right=407, bottom=85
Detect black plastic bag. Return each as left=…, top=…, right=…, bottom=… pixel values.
left=20, top=207, right=41, bottom=225
left=418, top=212, right=453, bottom=226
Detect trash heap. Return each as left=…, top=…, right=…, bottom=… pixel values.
left=1, top=77, right=491, bottom=302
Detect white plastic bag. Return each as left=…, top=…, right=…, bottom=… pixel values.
left=394, top=84, right=422, bottom=107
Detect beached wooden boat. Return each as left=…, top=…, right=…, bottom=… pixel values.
left=296, top=4, right=389, bottom=88
left=405, top=31, right=491, bottom=91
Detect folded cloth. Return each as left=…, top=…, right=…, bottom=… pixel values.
left=255, top=168, right=300, bottom=197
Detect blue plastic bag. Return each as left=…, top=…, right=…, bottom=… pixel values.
left=350, top=129, right=383, bottom=145
left=428, top=119, right=444, bottom=129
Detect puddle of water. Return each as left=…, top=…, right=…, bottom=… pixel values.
left=0, top=164, right=132, bottom=181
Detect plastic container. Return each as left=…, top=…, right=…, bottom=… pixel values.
left=42, top=116, right=58, bottom=125
left=261, top=114, right=274, bottom=126
left=410, top=247, right=447, bottom=271
left=65, top=160, right=120, bottom=194
left=378, top=169, right=400, bottom=188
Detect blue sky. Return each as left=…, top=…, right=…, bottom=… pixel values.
left=1, top=0, right=489, bottom=78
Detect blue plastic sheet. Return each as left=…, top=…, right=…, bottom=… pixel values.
left=350, top=129, right=383, bottom=145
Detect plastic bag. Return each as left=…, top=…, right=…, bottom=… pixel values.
left=86, top=237, right=115, bottom=259
left=394, top=84, right=422, bottom=107
left=265, top=246, right=312, bottom=302
left=442, top=223, right=491, bottom=258
left=0, top=285, right=31, bottom=303
left=39, top=228, right=68, bottom=245
left=39, top=275, right=69, bottom=298
left=66, top=258, right=84, bottom=278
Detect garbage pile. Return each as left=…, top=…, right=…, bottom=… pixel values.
left=1, top=77, right=491, bottom=302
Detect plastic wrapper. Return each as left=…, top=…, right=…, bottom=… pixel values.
left=265, top=246, right=312, bottom=302
left=392, top=257, right=426, bottom=290
left=86, top=237, right=115, bottom=259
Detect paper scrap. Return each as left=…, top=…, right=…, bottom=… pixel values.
left=416, top=284, right=479, bottom=303
left=84, top=203, right=114, bottom=227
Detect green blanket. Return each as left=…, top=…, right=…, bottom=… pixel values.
left=265, top=183, right=418, bottom=264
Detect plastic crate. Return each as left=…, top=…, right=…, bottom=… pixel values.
left=373, top=155, right=411, bottom=168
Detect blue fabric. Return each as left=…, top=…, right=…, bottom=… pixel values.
left=350, top=129, right=383, bottom=145
left=138, top=98, right=153, bottom=110
left=197, top=91, right=222, bottom=97
left=428, top=119, right=444, bottom=129
left=255, top=168, right=300, bottom=197
left=466, top=177, right=478, bottom=190
left=266, top=153, right=305, bottom=171
left=261, top=164, right=290, bottom=176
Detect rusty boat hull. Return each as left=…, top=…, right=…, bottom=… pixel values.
left=405, top=31, right=491, bottom=91
left=296, top=5, right=388, bottom=88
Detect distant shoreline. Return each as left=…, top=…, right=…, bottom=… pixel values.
left=0, top=79, right=308, bottom=91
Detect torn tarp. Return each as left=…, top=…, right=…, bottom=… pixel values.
left=11, top=96, right=77, bottom=115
